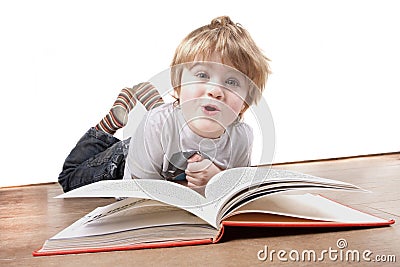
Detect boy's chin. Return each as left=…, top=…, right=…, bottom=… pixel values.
left=188, top=119, right=226, bottom=139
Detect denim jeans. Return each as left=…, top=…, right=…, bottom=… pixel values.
left=58, top=127, right=130, bottom=192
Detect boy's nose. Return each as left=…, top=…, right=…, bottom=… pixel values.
left=206, top=84, right=224, bottom=100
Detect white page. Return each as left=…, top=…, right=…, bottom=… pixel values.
left=53, top=201, right=213, bottom=240
left=83, top=198, right=172, bottom=224
left=58, top=179, right=218, bottom=227
left=204, top=167, right=363, bottom=221
left=225, top=193, right=387, bottom=223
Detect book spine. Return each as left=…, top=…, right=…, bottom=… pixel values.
left=213, top=224, right=226, bottom=243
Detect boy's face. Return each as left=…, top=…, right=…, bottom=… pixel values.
left=179, top=58, right=249, bottom=138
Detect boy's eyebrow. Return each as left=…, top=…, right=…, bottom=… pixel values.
left=187, top=62, right=230, bottom=71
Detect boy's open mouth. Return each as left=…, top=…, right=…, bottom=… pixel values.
left=204, top=106, right=217, bottom=111
left=201, top=104, right=221, bottom=115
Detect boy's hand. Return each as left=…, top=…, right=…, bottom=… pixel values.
left=185, top=154, right=222, bottom=188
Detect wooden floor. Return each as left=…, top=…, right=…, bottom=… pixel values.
left=1, top=153, right=399, bottom=266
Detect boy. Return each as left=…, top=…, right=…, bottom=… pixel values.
left=58, top=16, right=270, bottom=192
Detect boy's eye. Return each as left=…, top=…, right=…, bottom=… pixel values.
left=226, top=78, right=240, bottom=87
left=195, top=72, right=209, bottom=79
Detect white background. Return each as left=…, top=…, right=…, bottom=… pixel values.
left=1, top=0, right=399, bottom=187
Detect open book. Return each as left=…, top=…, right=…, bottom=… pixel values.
left=33, top=167, right=394, bottom=256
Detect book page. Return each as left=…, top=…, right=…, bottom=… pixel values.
left=58, top=179, right=218, bottom=227
left=203, top=167, right=362, bottom=222
left=57, top=179, right=149, bottom=199
left=205, top=167, right=259, bottom=202
left=132, top=179, right=217, bottom=226
left=53, top=200, right=215, bottom=240
left=82, top=198, right=174, bottom=224
left=223, top=193, right=387, bottom=223
left=206, top=168, right=360, bottom=202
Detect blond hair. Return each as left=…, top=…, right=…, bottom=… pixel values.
left=170, top=16, right=271, bottom=115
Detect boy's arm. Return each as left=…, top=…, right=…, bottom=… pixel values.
left=125, top=114, right=164, bottom=180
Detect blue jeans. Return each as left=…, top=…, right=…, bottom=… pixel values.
left=58, top=127, right=130, bottom=192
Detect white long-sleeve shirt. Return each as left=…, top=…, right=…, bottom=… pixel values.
left=123, top=103, right=253, bottom=180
